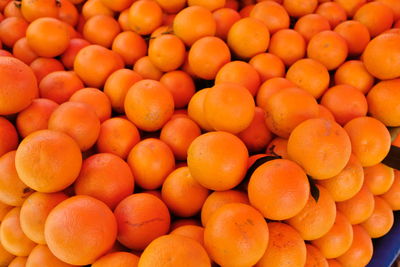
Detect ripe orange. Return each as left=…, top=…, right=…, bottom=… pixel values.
left=334, top=60, right=374, bottom=94
left=256, top=77, right=295, bottom=110
left=286, top=185, right=337, bottom=240
left=128, top=0, right=162, bottom=35
left=204, top=203, right=269, bottom=267
left=83, top=15, right=120, bottom=48
left=187, top=89, right=213, bottom=131
left=382, top=170, right=400, bottom=210
left=188, top=0, right=225, bottom=11
left=30, top=57, right=64, bottom=83
left=361, top=196, right=394, bottom=238
left=0, top=17, right=28, bottom=47
left=112, top=31, right=147, bottom=66
left=170, top=225, right=205, bottom=246
left=283, top=0, right=318, bottom=17
left=333, top=0, right=366, bottom=17
left=212, top=7, right=241, bottom=40
left=12, top=37, right=38, bottom=64
left=139, top=235, right=210, bottom=267
left=15, top=130, right=82, bottom=193
left=317, top=105, right=336, bottom=121
left=114, top=193, right=171, bottom=250
left=92, top=251, right=139, bottom=267
left=0, top=117, right=18, bottom=157
left=82, top=0, right=114, bottom=19
left=159, top=70, right=195, bottom=108
left=248, top=159, right=310, bottom=220
left=187, top=131, right=248, bottom=191
left=364, top=163, right=395, bottom=195
left=101, top=0, right=133, bottom=12
left=127, top=138, right=175, bottom=190
left=148, top=34, right=185, bottom=72
left=20, top=0, right=58, bottom=22
left=266, top=137, right=289, bottom=159
left=45, top=196, right=117, bottom=265
left=256, top=222, right=306, bottom=267
left=26, top=244, right=75, bottom=267
left=124, top=79, right=174, bottom=132
left=58, top=0, right=79, bottom=26
left=250, top=1, right=289, bottom=34
left=0, top=240, right=14, bottom=267
left=268, top=29, right=306, bottom=66
left=304, top=244, right=329, bottom=267
left=155, top=0, right=186, bottom=13
left=294, top=14, right=331, bottom=42
left=69, top=88, right=111, bottom=122
left=354, top=2, right=394, bottom=37
left=249, top=53, right=285, bottom=82
left=344, top=116, right=391, bottom=167
left=20, top=192, right=68, bottom=244
left=334, top=20, right=370, bottom=56
left=315, top=2, right=347, bottom=28
left=204, top=83, right=255, bottom=133
left=9, top=257, right=28, bottom=267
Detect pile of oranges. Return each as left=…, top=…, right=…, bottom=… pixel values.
left=0, top=0, right=400, bottom=266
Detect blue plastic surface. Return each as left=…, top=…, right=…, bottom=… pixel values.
left=367, top=211, right=400, bottom=267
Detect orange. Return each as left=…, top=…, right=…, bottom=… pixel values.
left=155, top=0, right=186, bottom=13
left=188, top=36, right=231, bottom=80
left=61, top=38, right=91, bottom=69
left=83, top=15, right=120, bottom=48
left=12, top=37, right=38, bottom=65
left=287, top=185, right=336, bottom=240
left=377, top=0, right=400, bottom=20
left=0, top=57, right=38, bottom=115
left=237, top=107, right=273, bottom=153
left=0, top=240, right=14, bottom=266
left=9, top=257, right=28, bottom=267
left=363, top=32, right=400, bottom=80
left=0, top=117, right=18, bottom=157
left=30, top=57, right=64, bottom=83
left=364, top=163, right=394, bottom=195
left=204, top=83, right=255, bottom=133
left=334, top=60, right=374, bottom=94
left=48, top=101, right=100, bottom=151
left=161, top=167, right=209, bottom=217
left=103, top=68, right=142, bottom=113
left=127, top=138, right=175, bottom=190
left=188, top=0, right=224, bottom=11
left=283, top=0, right=318, bottom=17
left=354, top=2, right=394, bottom=37
left=333, top=0, right=366, bottom=17
left=336, top=185, right=375, bottom=224
left=264, top=87, right=319, bottom=138
left=361, top=196, right=394, bottom=238
left=69, top=88, right=111, bottom=122
left=248, top=159, right=310, bottom=220
left=294, top=14, right=331, bottom=42
left=250, top=1, right=289, bottom=34
left=212, top=7, right=241, bottom=40
left=311, top=212, right=353, bottom=259
left=201, top=190, right=249, bottom=226
left=344, top=116, right=391, bottom=166
left=187, top=89, right=213, bottom=131
left=26, top=245, right=75, bottom=266
left=239, top=4, right=255, bottom=17
left=204, top=203, right=268, bottom=266
left=249, top=53, right=285, bottom=82
left=15, top=130, right=82, bottom=193
left=170, top=225, right=205, bottom=246
left=114, top=193, right=170, bottom=250
left=96, top=117, right=140, bottom=159
left=307, top=30, right=348, bottom=70
left=148, top=34, right=185, bottom=72
left=318, top=105, right=336, bottom=121
left=0, top=151, right=33, bottom=206
left=101, top=0, right=133, bottom=12
left=124, top=79, right=174, bottom=131
left=321, top=85, right=368, bottom=125
left=4, top=1, right=24, bottom=18
left=20, top=0, right=58, bottom=22
left=26, top=17, right=70, bottom=58
left=304, top=244, right=329, bottom=267
left=286, top=58, right=330, bottom=98
left=92, top=251, right=139, bottom=267
left=327, top=259, right=343, bottom=267
left=367, top=79, right=400, bottom=127
left=1, top=207, right=36, bottom=256
left=170, top=219, right=201, bottom=231
left=173, top=6, right=216, bottom=46
left=256, top=222, right=306, bottom=267
left=256, top=77, right=295, bottom=109
left=318, top=154, right=364, bottom=202
left=315, top=2, right=348, bottom=28
left=382, top=170, right=400, bottom=210
left=187, top=131, right=248, bottom=191
left=160, top=70, right=195, bottom=108
left=128, top=0, right=162, bottom=35
left=20, top=192, right=68, bottom=245
left=133, top=57, right=164, bottom=80
left=227, top=17, right=270, bottom=59
left=74, top=153, right=134, bottom=210
left=58, top=0, right=79, bottom=26
left=45, top=196, right=117, bottom=265
left=139, top=235, right=210, bottom=267
left=337, top=225, right=373, bottom=267
left=82, top=0, right=114, bottom=20
left=215, top=61, right=260, bottom=96
left=112, top=31, right=147, bottom=66
left=334, top=20, right=370, bottom=56
left=39, top=71, right=84, bottom=104
left=0, top=17, right=28, bottom=47
left=288, top=118, right=351, bottom=180
left=160, top=116, right=201, bottom=160
left=265, top=137, right=289, bottom=159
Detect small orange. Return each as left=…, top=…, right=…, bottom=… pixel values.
left=45, top=196, right=117, bottom=265
left=124, top=79, right=174, bottom=132
left=364, top=163, right=394, bottom=195
left=82, top=0, right=114, bottom=20
left=382, top=170, right=400, bottom=210
left=316, top=2, right=347, bottom=28
left=155, top=0, right=186, bottom=13
left=60, top=39, right=91, bottom=70
left=286, top=185, right=336, bottom=240
left=187, top=89, right=213, bottom=131
left=170, top=225, right=205, bottom=246
left=334, top=20, right=370, bottom=56
left=268, top=29, right=306, bottom=67
left=15, top=130, right=82, bottom=193
left=204, top=203, right=269, bottom=267
left=0, top=17, right=28, bottom=47
left=26, top=244, right=77, bottom=267
left=327, top=259, right=343, bottom=267
left=12, top=37, right=38, bottom=65
left=334, top=60, right=374, bottom=94
left=294, top=14, right=331, bottom=42
left=187, top=131, right=248, bottom=191
left=256, top=77, right=295, bottom=110
left=58, top=0, right=79, bottom=26
left=249, top=53, right=285, bottom=82
left=128, top=0, right=162, bottom=35
left=148, top=34, right=185, bottom=72
left=227, top=17, right=270, bottom=59
left=304, top=244, right=329, bottom=267
left=69, top=88, right=111, bottom=122
left=114, top=193, right=171, bottom=250
left=250, top=1, right=289, bottom=34
left=92, top=251, right=139, bottom=267
left=127, top=138, right=175, bottom=190
left=283, top=0, right=318, bottom=17
left=20, top=0, right=58, bottom=22
left=212, top=7, right=241, bottom=40
left=133, top=56, right=164, bottom=80
left=20, top=192, right=68, bottom=244
left=333, top=0, right=366, bottom=17
left=101, top=0, right=133, bottom=12
left=160, top=70, right=195, bottom=108
left=0, top=117, right=18, bottom=157
left=344, top=116, right=391, bottom=167
left=354, top=2, right=394, bottom=37
left=83, top=15, right=120, bottom=48
left=248, top=159, right=310, bottom=220
left=361, top=196, right=394, bottom=238
left=112, top=31, right=147, bottom=66
left=30, top=57, right=64, bottom=83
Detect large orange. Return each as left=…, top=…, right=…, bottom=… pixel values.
left=45, top=196, right=117, bottom=265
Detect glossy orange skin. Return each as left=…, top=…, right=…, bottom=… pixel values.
left=149, top=34, right=185, bottom=72
left=294, top=14, right=331, bottom=42
left=0, top=17, right=28, bottom=47
left=12, top=37, right=38, bottom=64
left=160, top=70, right=195, bottom=108
left=0, top=117, right=18, bottom=157
left=114, top=193, right=171, bottom=250
left=20, top=0, right=58, bottom=22
left=128, top=0, right=163, bottom=35
left=334, top=20, right=370, bottom=56
left=92, top=252, right=139, bottom=267
left=112, top=31, right=147, bottom=66
left=61, top=38, right=90, bottom=69
left=250, top=1, right=289, bottom=34
left=315, top=2, right=347, bottom=28
left=26, top=244, right=75, bottom=267
left=213, top=8, right=241, bottom=40
left=333, top=0, right=366, bottom=17
left=83, top=15, right=121, bottom=48
left=30, top=57, right=64, bottom=83
left=334, top=60, right=374, bottom=94
left=249, top=53, right=285, bottom=82
left=45, top=196, right=117, bottom=265
left=361, top=196, right=394, bottom=238
left=248, top=159, right=310, bottom=220
left=70, top=88, right=111, bottom=122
